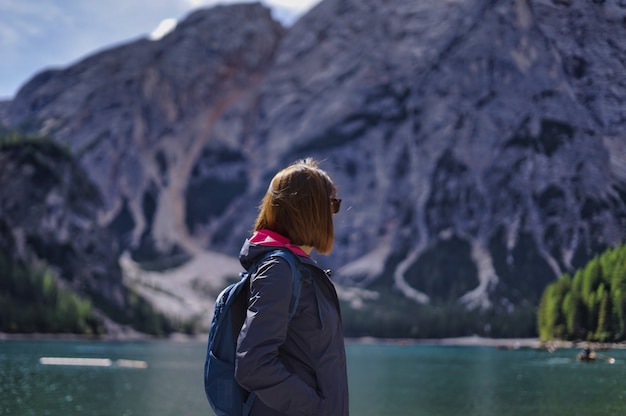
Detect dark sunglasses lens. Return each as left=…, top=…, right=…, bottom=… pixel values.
left=331, top=198, right=341, bottom=214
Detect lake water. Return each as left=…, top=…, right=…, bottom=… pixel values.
left=1, top=339, right=625, bottom=416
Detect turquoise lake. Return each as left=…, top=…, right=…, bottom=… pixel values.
left=1, top=339, right=625, bottom=415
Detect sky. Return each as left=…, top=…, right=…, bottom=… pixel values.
left=0, top=0, right=322, bottom=100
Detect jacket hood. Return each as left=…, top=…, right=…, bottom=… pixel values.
left=239, top=229, right=316, bottom=271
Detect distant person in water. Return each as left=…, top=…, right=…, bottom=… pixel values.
left=235, top=157, right=349, bottom=416
left=578, top=345, right=596, bottom=362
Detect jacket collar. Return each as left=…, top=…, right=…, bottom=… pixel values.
left=248, top=229, right=310, bottom=258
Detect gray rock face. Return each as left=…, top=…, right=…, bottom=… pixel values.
left=0, top=139, right=126, bottom=309
left=2, top=1, right=626, bottom=334
left=237, top=0, right=626, bottom=310
left=4, top=4, right=284, bottom=260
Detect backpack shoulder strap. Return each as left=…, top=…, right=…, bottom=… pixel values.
left=261, top=249, right=302, bottom=322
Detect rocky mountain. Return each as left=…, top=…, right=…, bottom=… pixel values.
left=1, top=0, right=626, bottom=337
left=0, top=137, right=135, bottom=334
left=0, top=138, right=123, bottom=301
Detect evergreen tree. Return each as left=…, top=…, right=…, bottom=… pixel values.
left=538, top=243, right=626, bottom=341
left=595, top=284, right=611, bottom=341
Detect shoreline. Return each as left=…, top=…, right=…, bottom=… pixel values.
left=346, top=335, right=626, bottom=350
left=0, top=332, right=207, bottom=343
left=3, top=332, right=626, bottom=350
left=347, top=335, right=542, bottom=348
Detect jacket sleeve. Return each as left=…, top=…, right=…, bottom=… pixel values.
left=235, top=257, right=326, bottom=416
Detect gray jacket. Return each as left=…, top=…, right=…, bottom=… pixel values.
left=235, top=238, right=349, bottom=416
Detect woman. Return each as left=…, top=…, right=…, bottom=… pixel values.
left=235, top=158, right=349, bottom=416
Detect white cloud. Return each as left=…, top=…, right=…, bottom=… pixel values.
left=185, top=0, right=212, bottom=6
left=149, top=18, right=178, bottom=41
left=178, top=0, right=322, bottom=14
left=181, top=0, right=235, bottom=7
left=267, top=0, right=321, bottom=9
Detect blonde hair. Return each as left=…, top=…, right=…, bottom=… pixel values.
left=254, top=158, right=337, bottom=254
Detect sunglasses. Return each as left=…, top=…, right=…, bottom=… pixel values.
left=330, top=198, right=342, bottom=214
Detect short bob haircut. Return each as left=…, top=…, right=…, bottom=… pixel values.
left=254, top=158, right=338, bottom=254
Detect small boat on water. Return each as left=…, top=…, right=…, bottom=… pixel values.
left=577, top=348, right=596, bottom=362
left=576, top=347, right=615, bottom=364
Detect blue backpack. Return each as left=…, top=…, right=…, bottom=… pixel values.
left=204, top=249, right=302, bottom=416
